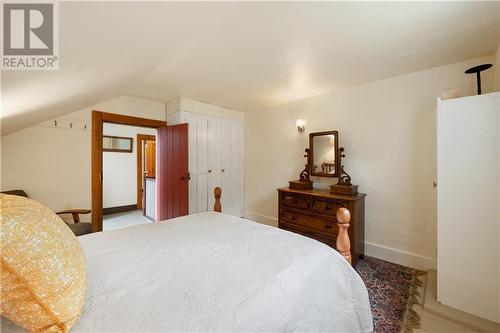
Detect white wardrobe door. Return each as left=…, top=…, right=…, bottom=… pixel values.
left=437, top=93, right=499, bottom=323
left=221, top=171, right=243, bottom=216
left=221, top=118, right=244, bottom=216
left=183, top=113, right=209, bottom=214
left=207, top=116, right=223, bottom=211
left=222, top=119, right=243, bottom=172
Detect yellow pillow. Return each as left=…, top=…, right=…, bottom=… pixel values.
left=0, top=194, right=86, bottom=332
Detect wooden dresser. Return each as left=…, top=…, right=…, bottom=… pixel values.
left=277, top=187, right=366, bottom=266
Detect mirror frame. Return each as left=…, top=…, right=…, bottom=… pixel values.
left=103, top=135, right=133, bottom=153
left=309, top=130, right=340, bottom=178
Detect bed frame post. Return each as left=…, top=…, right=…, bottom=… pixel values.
left=214, top=187, right=222, bottom=213
left=336, top=207, right=352, bottom=264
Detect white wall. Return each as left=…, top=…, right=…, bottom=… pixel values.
left=244, top=55, right=496, bottom=270
left=1, top=96, right=165, bottom=222
left=103, top=123, right=156, bottom=208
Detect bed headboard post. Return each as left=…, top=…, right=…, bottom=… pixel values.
left=336, top=207, right=352, bottom=265
left=214, top=187, right=222, bottom=213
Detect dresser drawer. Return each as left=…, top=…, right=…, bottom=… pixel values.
left=281, top=210, right=338, bottom=236
left=277, top=187, right=366, bottom=267
left=311, top=198, right=345, bottom=218
left=280, top=223, right=336, bottom=248
left=280, top=193, right=309, bottom=210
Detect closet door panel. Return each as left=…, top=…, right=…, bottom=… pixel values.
left=185, top=113, right=209, bottom=175
left=197, top=174, right=208, bottom=213
left=188, top=175, right=197, bottom=215
left=207, top=172, right=221, bottom=211
left=230, top=171, right=244, bottom=217
left=221, top=171, right=244, bottom=217
left=183, top=112, right=209, bottom=214
left=208, top=116, right=222, bottom=172
left=196, top=116, right=209, bottom=174
left=222, top=119, right=232, bottom=171
left=231, top=120, right=243, bottom=172
left=222, top=119, right=243, bottom=172
left=184, top=113, right=198, bottom=173
left=437, top=94, right=500, bottom=323
left=221, top=172, right=232, bottom=214
left=220, top=118, right=244, bottom=216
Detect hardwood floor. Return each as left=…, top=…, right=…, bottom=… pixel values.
left=417, top=309, right=479, bottom=333
left=414, top=271, right=499, bottom=333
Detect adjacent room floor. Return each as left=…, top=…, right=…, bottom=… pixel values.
left=103, top=210, right=153, bottom=231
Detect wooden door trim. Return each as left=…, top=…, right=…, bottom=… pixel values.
left=102, top=112, right=166, bottom=128
left=137, top=134, right=156, bottom=210
left=92, top=111, right=166, bottom=232
left=91, top=111, right=103, bottom=232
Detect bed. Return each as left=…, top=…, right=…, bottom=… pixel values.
left=2, top=189, right=373, bottom=332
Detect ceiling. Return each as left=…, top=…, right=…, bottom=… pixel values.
left=2, top=1, right=499, bottom=135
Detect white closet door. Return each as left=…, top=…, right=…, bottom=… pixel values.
left=437, top=93, right=499, bottom=323
left=207, top=116, right=223, bottom=210
left=173, top=111, right=244, bottom=216
left=182, top=112, right=209, bottom=214
left=221, top=118, right=244, bottom=216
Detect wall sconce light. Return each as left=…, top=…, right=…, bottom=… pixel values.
left=296, top=118, right=306, bottom=132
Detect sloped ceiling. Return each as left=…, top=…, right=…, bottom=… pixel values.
left=2, top=1, right=499, bottom=135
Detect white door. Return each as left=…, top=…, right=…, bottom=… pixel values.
left=183, top=112, right=209, bottom=214
left=221, top=118, right=244, bottom=216
left=207, top=116, right=223, bottom=211
left=437, top=93, right=500, bottom=323
left=173, top=112, right=244, bottom=217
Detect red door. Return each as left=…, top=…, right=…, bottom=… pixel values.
left=156, top=124, right=189, bottom=221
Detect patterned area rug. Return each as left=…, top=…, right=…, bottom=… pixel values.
left=356, top=256, right=425, bottom=333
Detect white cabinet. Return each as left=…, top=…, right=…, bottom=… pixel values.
left=168, top=111, right=244, bottom=217
left=437, top=92, right=499, bottom=323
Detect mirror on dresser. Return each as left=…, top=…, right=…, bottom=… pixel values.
left=309, top=130, right=340, bottom=178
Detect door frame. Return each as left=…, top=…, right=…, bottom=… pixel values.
left=91, top=111, right=166, bottom=232
left=136, top=134, right=156, bottom=210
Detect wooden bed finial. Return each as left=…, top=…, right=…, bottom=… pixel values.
left=336, top=207, right=352, bottom=264
left=214, top=187, right=222, bottom=213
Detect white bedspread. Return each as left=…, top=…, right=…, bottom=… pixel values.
left=72, top=212, right=372, bottom=332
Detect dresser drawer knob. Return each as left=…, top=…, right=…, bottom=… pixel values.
left=325, top=224, right=332, bottom=229
left=291, top=216, right=297, bottom=221
left=325, top=206, right=332, bottom=211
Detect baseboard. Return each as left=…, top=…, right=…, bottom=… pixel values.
left=364, top=241, right=436, bottom=271
left=243, top=211, right=278, bottom=227
left=103, top=204, right=138, bottom=215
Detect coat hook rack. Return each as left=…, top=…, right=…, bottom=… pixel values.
left=41, top=119, right=89, bottom=131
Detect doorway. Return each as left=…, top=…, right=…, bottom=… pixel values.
left=92, top=111, right=189, bottom=232
left=137, top=134, right=156, bottom=220
left=92, top=111, right=166, bottom=232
